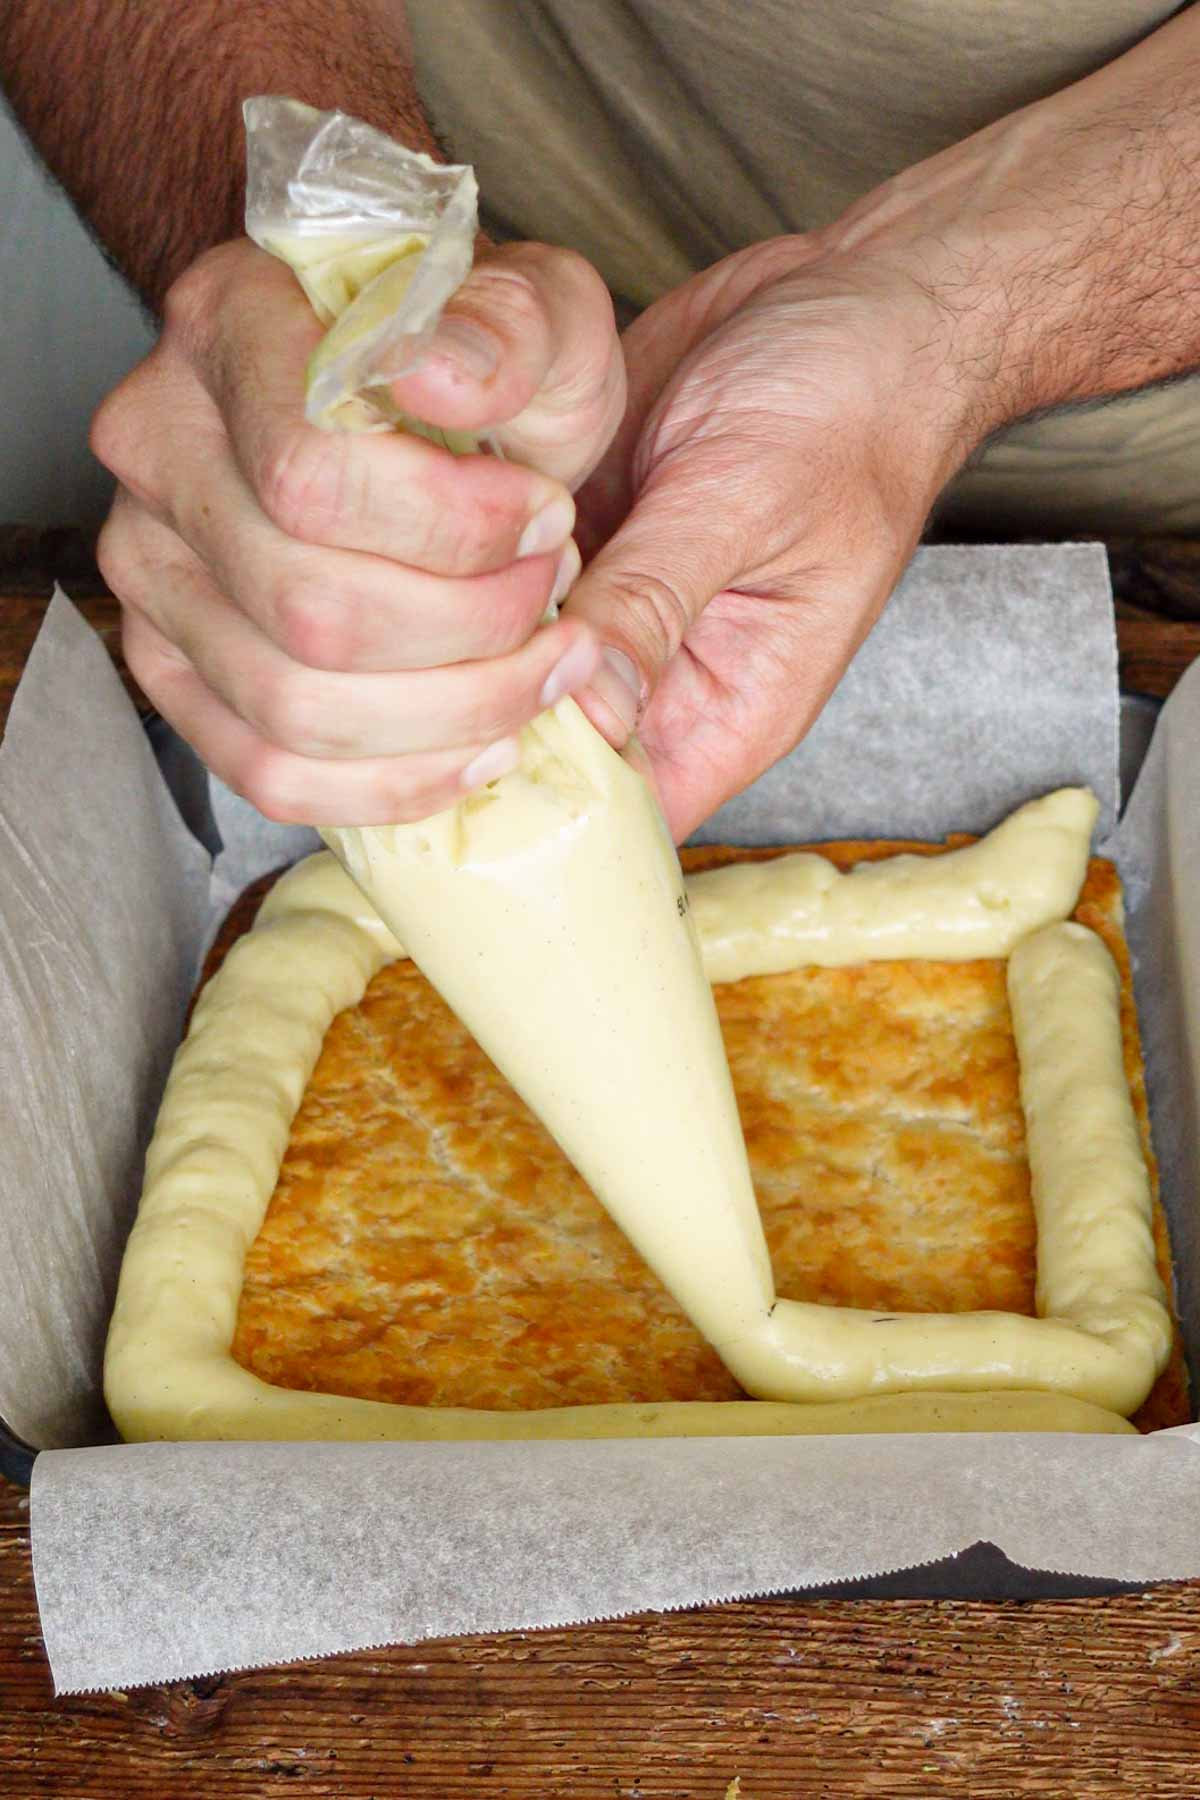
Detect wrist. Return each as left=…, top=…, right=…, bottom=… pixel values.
left=782, top=243, right=998, bottom=500
left=818, top=38, right=1200, bottom=452
left=817, top=124, right=1053, bottom=461
left=723, top=232, right=990, bottom=500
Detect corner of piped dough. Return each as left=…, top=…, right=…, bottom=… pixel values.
left=258, top=848, right=407, bottom=958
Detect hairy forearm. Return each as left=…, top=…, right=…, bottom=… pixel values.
left=0, top=0, right=437, bottom=309
left=823, top=6, right=1200, bottom=453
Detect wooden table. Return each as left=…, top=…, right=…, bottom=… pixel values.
left=4, top=530, right=1200, bottom=1798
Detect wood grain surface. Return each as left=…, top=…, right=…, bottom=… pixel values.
left=4, top=530, right=1200, bottom=1796
left=7, top=1480, right=1200, bottom=1798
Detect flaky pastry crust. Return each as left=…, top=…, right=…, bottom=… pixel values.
left=223, top=842, right=1185, bottom=1434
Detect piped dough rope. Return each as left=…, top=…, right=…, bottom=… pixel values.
left=104, top=794, right=1170, bottom=1440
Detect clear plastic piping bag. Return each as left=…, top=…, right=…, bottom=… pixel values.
left=243, top=98, right=776, bottom=1364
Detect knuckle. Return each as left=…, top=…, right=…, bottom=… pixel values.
left=470, top=577, right=546, bottom=657
left=161, top=241, right=254, bottom=342
left=471, top=262, right=546, bottom=335
left=408, top=504, right=482, bottom=579
left=503, top=242, right=605, bottom=310
left=232, top=741, right=305, bottom=824
left=505, top=246, right=616, bottom=392
left=269, top=572, right=359, bottom=671
left=160, top=250, right=226, bottom=354
left=95, top=510, right=137, bottom=598
left=420, top=467, right=519, bottom=573
left=161, top=270, right=203, bottom=346
left=546, top=243, right=600, bottom=286
left=88, top=391, right=123, bottom=477
left=451, top=509, right=511, bottom=575
left=402, top=500, right=462, bottom=574
left=245, top=665, right=328, bottom=757
left=118, top=610, right=158, bottom=690
left=544, top=244, right=611, bottom=315
left=120, top=608, right=185, bottom=704
left=258, top=433, right=348, bottom=545
left=89, top=381, right=145, bottom=485
left=602, top=568, right=692, bottom=670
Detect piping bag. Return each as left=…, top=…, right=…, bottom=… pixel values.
left=240, top=103, right=1141, bottom=1418
left=242, top=98, right=776, bottom=1371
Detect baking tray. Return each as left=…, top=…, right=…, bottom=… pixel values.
left=0, top=692, right=1171, bottom=1598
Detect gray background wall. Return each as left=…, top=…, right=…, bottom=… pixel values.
left=1, top=107, right=155, bottom=528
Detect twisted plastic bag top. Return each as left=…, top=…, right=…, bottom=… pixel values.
left=243, top=96, right=479, bottom=439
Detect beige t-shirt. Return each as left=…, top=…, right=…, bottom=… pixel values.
left=405, top=0, right=1200, bottom=533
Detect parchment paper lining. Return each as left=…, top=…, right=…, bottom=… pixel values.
left=1, top=544, right=1196, bottom=1693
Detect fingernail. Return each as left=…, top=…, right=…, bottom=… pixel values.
left=461, top=735, right=522, bottom=791
left=549, top=540, right=582, bottom=607
left=517, top=496, right=575, bottom=560
left=426, top=316, right=500, bottom=383
left=539, top=633, right=599, bottom=709
left=586, top=647, right=642, bottom=735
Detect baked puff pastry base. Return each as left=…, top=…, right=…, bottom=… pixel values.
left=104, top=801, right=1187, bottom=1442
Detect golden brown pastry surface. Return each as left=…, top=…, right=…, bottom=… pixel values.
left=220, top=842, right=1187, bottom=1432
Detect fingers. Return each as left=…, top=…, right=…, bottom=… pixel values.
left=228, top=390, right=577, bottom=577
left=565, top=429, right=897, bottom=843
left=635, top=587, right=866, bottom=843
left=107, top=496, right=600, bottom=764
left=93, top=240, right=579, bottom=579
left=389, top=241, right=627, bottom=488
left=124, top=610, right=527, bottom=824
left=111, top=432, right=574, bottom=673
left=89, top=234, right=622, bottom=824
left=565, top=440, right=758, bottom=749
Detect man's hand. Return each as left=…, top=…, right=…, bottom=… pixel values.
left=17, top=0, right=1200, bottom=845
left=92, top=236, right=626, bottom=822
left=570, top=1, right=1200, bottom=840
left=568, top=239, right=974, bottom=841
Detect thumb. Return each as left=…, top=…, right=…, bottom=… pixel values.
left=565, top=460, right=747, bottom=745
left=385, top=242, right=624, bottom=487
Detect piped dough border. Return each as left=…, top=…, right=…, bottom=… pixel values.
left=104, top=790, right=1171, bottom=1441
